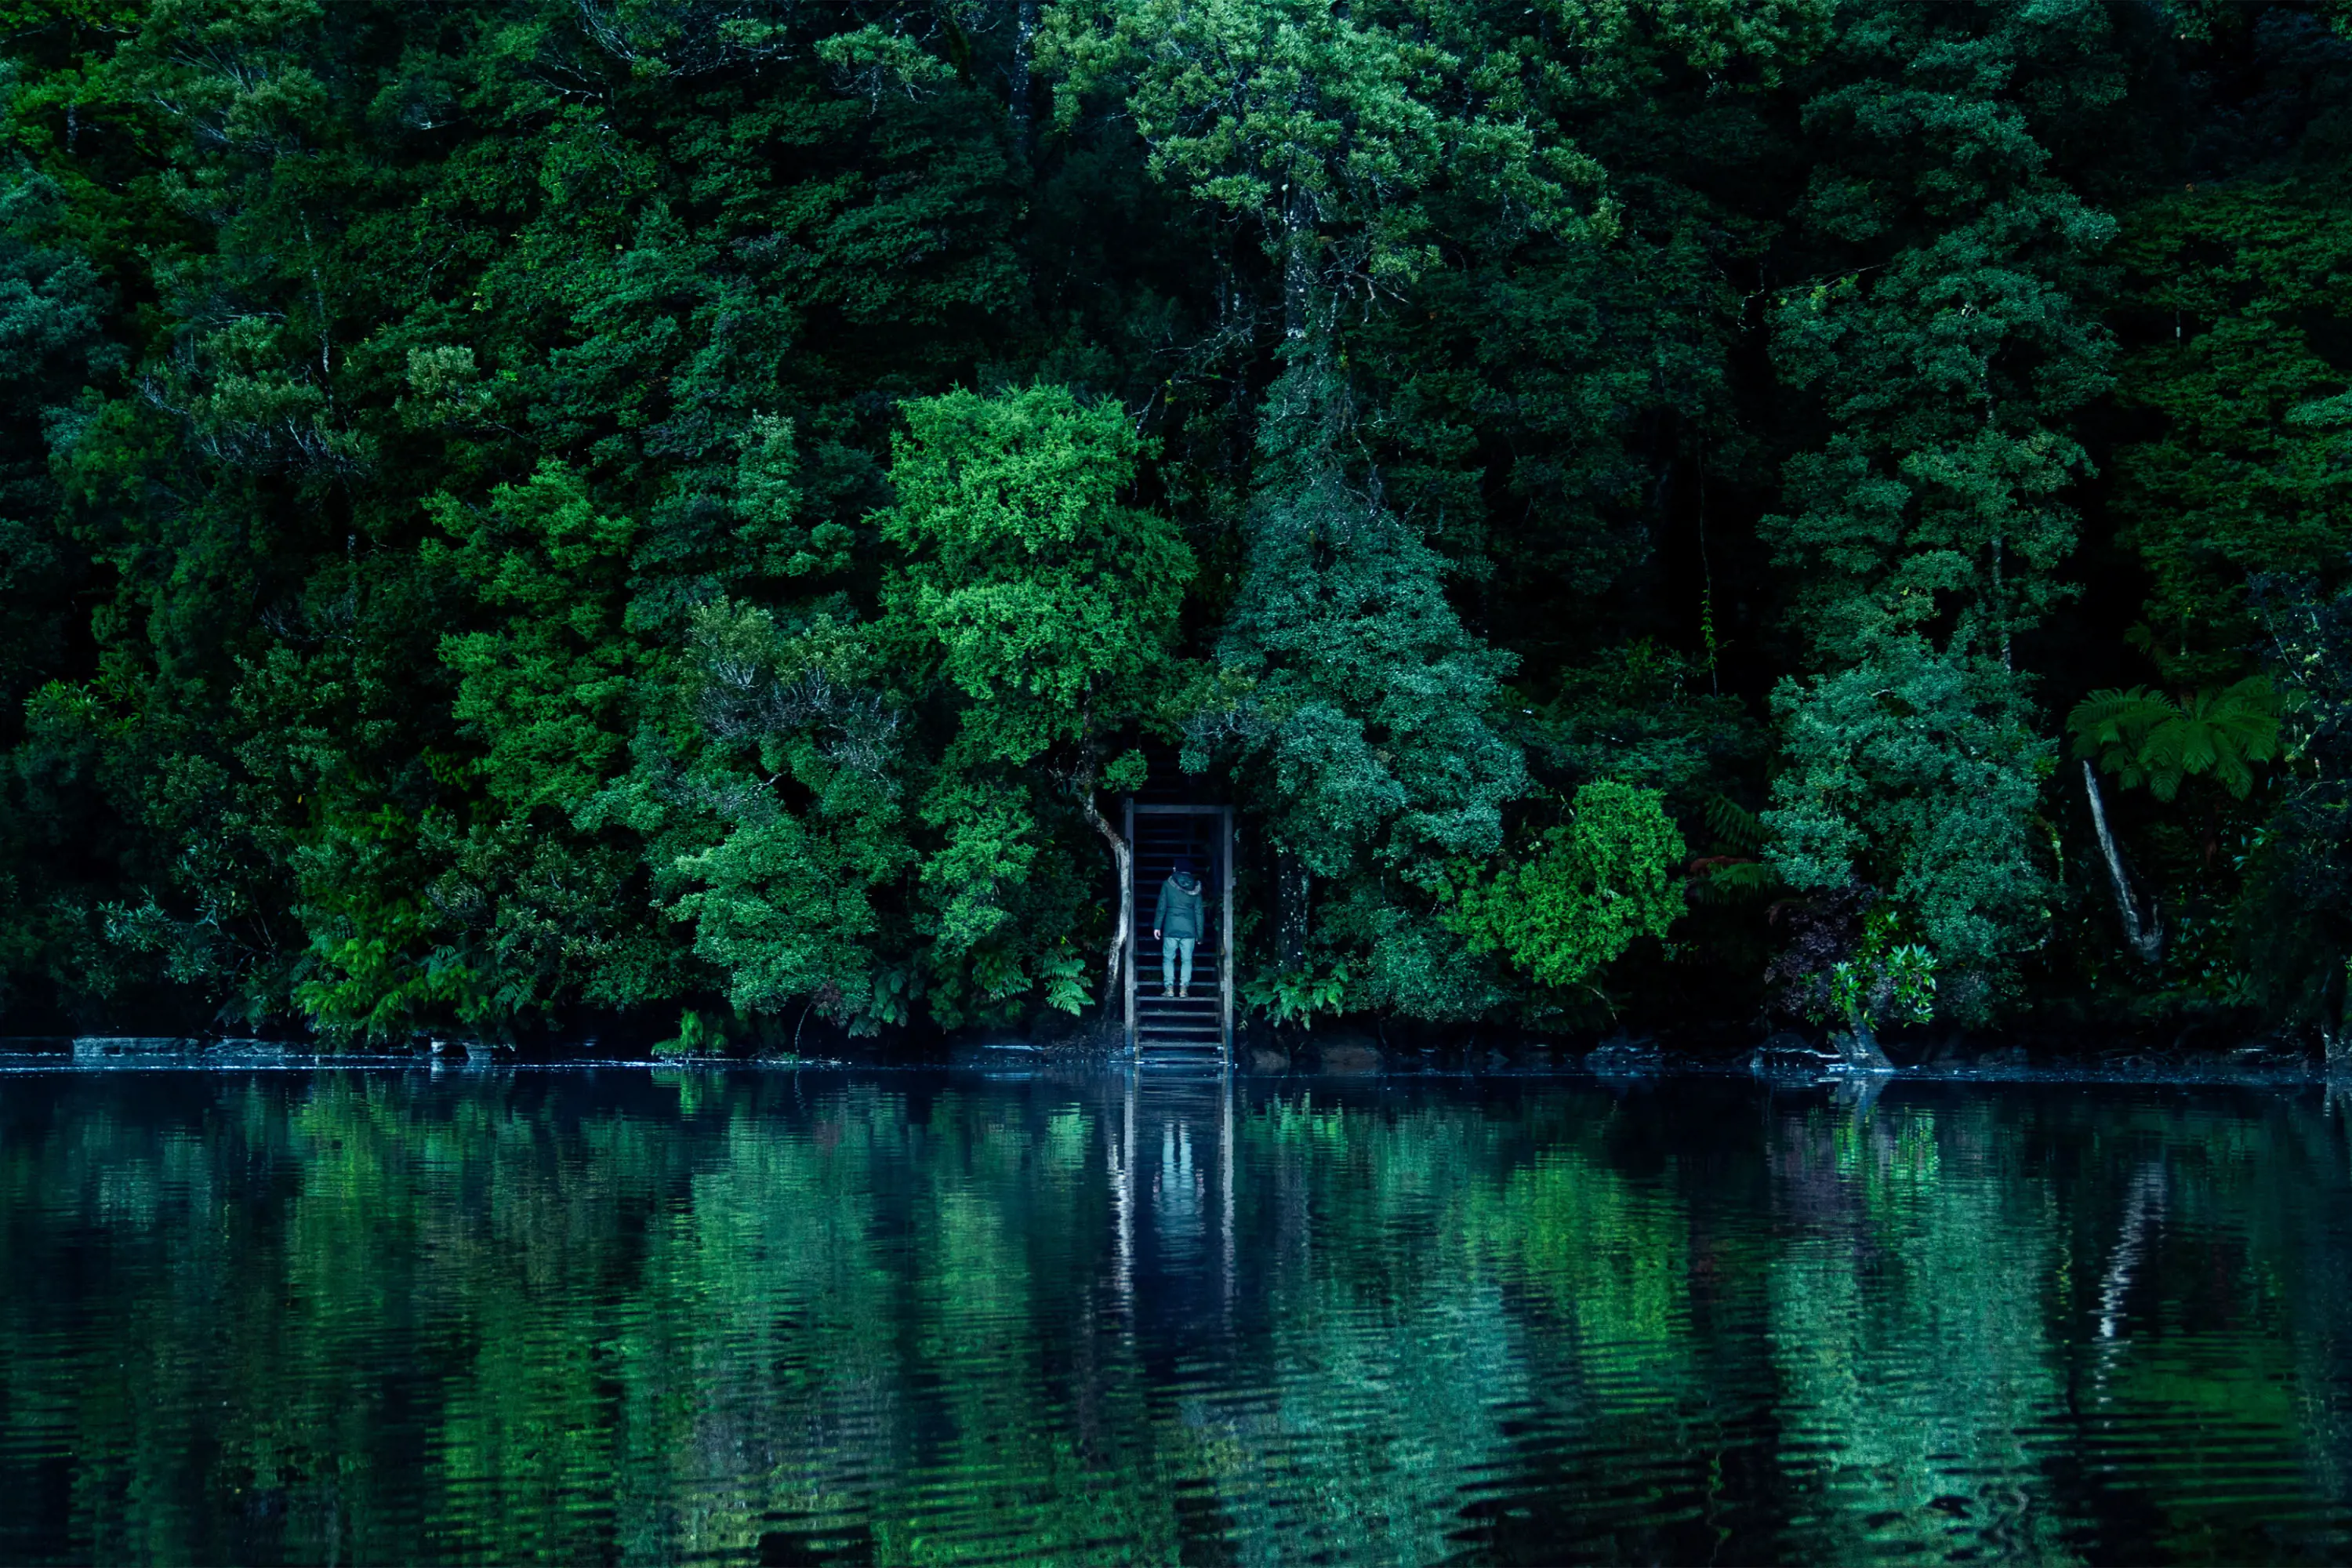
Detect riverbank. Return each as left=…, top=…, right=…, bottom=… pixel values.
left=2, top=1025, right=2335, bottom=1089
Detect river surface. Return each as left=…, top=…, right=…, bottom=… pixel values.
left=4, top=1067, right=2352, bottom=1563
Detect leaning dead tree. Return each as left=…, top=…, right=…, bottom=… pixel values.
left=2083, top=761, right=2163, bottom=966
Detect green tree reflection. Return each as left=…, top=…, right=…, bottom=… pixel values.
left=3, top=1075, right=2352, bottom=1563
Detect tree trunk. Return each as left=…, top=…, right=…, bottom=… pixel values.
left=2083, top=762, right=2163, bottom=965
left=1007, top=0, right=1036, bottom=163
left=1077, top=791, right=1131, bottom=1014
left=1281, top=194, right=1316, bottom=343
left=2323, top=957, right=2352, bottom=1076
left=1274, top=848, right=1308, bottom=970
left=1834, top=1014, right=1895, bottom=1074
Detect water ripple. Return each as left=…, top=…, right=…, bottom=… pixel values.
left=5, top=1071, right=2352, bottom=1562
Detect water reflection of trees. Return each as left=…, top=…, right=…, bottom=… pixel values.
left=3, top=1073, right=2352, bottom=1561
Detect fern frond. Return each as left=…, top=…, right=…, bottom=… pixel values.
left=1688, top=856, right=1777, bottom=904
left=1703, top=793, right=1767, bottom=855
left=2066, top=687, right=2176, bottom=757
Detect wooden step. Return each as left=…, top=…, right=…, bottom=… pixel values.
left=1121, top=799, right=1231, bottom=1065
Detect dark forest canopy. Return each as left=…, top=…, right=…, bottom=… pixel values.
left=0, top=0, right=2348, bottom=1050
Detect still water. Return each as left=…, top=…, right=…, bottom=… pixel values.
left=3, top=1067, right=2351, bottom=1564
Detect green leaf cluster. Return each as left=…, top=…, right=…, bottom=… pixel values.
left=1446, top=782, right=1686, bottom=993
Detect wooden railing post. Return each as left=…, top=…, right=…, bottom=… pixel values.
left=1122, top=794, right=1137, bottom=1054
left=1220, top=807, right=1234, bottom=1070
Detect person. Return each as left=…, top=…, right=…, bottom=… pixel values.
left=1152, top=855, right=1206, bottom=998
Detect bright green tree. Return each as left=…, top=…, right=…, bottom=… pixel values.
left=878, top=383, right=1196, bottom=1020
left=1444, top=780, right=1686, bottom=995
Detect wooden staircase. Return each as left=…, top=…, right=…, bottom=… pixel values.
left=1123, top=800, right=1232, bottom=1072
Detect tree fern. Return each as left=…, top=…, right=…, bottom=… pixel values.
left=2067, top=677, right=2282, bottom=800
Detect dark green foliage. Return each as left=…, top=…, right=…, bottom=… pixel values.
left=1759, top=0, right=2120, bottom=1019
left=2245, top=573, right=2352, bottom=1035
left=2110, top=180, right=2352, bottom=685
left=0, top=0, right=2343, bottom=1043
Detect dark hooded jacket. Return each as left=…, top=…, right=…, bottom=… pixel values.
left=1154, top=870, right=1204, bottom=940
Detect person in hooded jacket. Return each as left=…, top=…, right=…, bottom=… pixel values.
left=1152, top=855, right=1206, bottom=997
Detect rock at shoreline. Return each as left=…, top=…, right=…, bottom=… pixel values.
left=1587, top=1036, right=1663, bottom=1076
left=1751, top=1032, right=1840, bottom=1075
left=1318, top=1040, right=1381, bottom=1075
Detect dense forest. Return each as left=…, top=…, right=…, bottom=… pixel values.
left=0, top=0, right=2347, bottom=1052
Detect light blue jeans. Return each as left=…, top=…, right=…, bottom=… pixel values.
left=1161, top=937, right=1196, bottom=993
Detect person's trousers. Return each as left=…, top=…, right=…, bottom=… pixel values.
left=1161, top=937, right=1195, bottom=993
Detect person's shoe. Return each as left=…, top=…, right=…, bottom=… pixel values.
left=1179, top=985, right=1190, bottom=998
left=1161, top=985, right=1174, bottom=998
